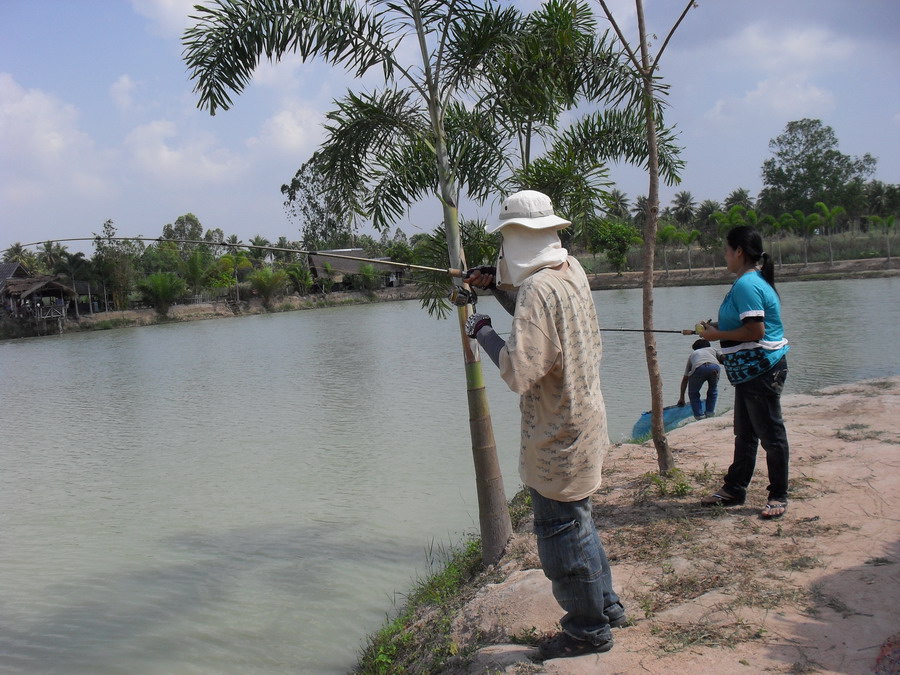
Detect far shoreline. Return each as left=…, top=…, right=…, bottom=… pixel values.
left=5, top=256, right=898, bottom=338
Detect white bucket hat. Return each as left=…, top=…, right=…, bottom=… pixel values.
left=488, top=190, right=571, bottom=234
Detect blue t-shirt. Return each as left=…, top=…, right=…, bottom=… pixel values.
left=717, top=270, right=789, bottom=384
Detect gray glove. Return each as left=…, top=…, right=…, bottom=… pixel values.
left=465, top=313, right=492, bottom=338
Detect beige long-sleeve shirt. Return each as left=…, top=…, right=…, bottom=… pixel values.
left=498, top=257, right=609, bottom=501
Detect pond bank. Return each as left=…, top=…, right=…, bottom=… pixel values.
left=587, top=256, right=900, bottom=290
left=360, top=376, right=900, bottom=674
left=41, top=256, right=900, bottom=336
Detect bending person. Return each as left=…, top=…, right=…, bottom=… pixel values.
left=676, top=338, right=722, bottom=419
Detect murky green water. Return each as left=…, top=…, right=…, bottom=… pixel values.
left=0, top=277, right=896, bottom=673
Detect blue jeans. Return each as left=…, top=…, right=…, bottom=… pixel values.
left=689, top=363, right=720, bottom=418
left=529, top=488, right=621, bottom=644
left=722, top=356, right=790, bottom=502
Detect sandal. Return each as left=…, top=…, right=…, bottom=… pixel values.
left=760, top=502, right=788, bottom=519
left=700, top=490, right=744, bottom=507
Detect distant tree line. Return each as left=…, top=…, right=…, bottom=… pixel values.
left=4, top=118, right=896, bottom=314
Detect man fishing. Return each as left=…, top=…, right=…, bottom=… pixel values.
left=464, top=190, right=624, bottom=661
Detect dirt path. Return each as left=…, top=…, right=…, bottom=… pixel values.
left=449, top=377, right=900, bottom=674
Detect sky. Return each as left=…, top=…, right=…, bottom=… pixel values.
left=1, top=0, right=899, bottom=256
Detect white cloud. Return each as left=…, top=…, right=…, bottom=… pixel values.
left=110, top=75, right=137, bottom=112
left=0, top=74, right=111, bottom=207
left=725, top=23, right=856, bottom=74
left=246, top=106, right=324, bottom=156
left=129, top=0, right=197, bottom=38
left=124, top=119, right=245, bottom=184
left=704, top=77, right=835, bottom=125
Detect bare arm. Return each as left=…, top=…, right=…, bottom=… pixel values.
left=700, top=318, right=764, bottom=343
left=677, top=376, right=688, bottom=405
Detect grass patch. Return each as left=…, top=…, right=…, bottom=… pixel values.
left=864, top=557, right=892, bottom=566
left=807, top=583, right=858, bottom=618
left=787, top=474, right=831, bottom=500
left=88, top=318, right=135, bottom=331
left=734, top=580, right=809, bottom=610
left=836, top=423, right=883, bottom=442
left=607, top=517, right=700, bottom=564
left=688, top=463, right=719, bottom=489
left=508, top=489, right=533, bottom=530
left=636, top=566, right=727, bottom=617
left=650, top=619, right=765, bottom=653
left=355, top=537, right=486, bottom=674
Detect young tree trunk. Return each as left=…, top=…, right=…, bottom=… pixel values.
left=636, top=0, right=675, bottom=474
left=416, top=7, right=511, bottom=564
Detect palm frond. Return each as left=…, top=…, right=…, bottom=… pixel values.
left=317, top=88, right=427, bottom=199
left=183, top=0, right=398, bottom=114
left=369, top=136, right=438, bottom=230
left=444, top=103, right=511, bottom=205
left=439, top=3, right=521, bottom=95
left=550, top=108, right=684, bottom=185
left=410, top=217, right=500, bottom=317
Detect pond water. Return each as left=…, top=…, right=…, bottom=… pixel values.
left=1, top=277, right=897, bottom=673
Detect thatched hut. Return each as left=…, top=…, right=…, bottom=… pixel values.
left=1, top=275, right=77, bottom=320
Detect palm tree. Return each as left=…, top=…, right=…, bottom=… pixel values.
left=248, top=235, right=271, bottom=265
left=3, top=242, right=35, bottom=267
left=723, top=187, right=754, bottom=211
left=671, top=190, right=696, bottom=230
left=137, top=272, right=186, bottom=317
left=248, top=266, right=288, bottom=309
left=786, top=210, right=821, bottom=265
left=869, top=215, right=895, bottom=262
left=181, top=248, right=215, bottom=297
left=695, top=199, right=722, bottom=244
left=217, top=250, right=253, bottom=302
left=814, top=202, right=846, bottom=266
left=631, top=194, right=650, bottom=233
left=285, top=262, right=314, bottom=295
left=55, top=251, right=89, bottom=319
left=37, top=241, right=67, bottom=275
left=678, top=228, right=701, bottom=274
left=605, top=188, right=631, bottom=220
left=656, top=223, right=679, bottom=273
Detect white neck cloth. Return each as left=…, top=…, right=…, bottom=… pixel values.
left=496, top=226, right=568, bottom=288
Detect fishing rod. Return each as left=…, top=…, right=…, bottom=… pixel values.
left=600, top=328, right=697, bottom=335
left=21, top=237, right=466, bottom=278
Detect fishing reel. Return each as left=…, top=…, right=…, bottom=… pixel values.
left=448, top=285, right=477, bottom=308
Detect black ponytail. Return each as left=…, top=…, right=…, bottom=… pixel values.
left=727, top=225, right=777, bottom=293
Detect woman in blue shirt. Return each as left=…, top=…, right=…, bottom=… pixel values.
left=696, top=226, right=790, bottom=519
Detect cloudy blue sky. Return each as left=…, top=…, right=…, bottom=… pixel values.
left=2, top=0, right=898, bottom=254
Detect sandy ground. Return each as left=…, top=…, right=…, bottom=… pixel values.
left=447, top=377, right=900, bottom=674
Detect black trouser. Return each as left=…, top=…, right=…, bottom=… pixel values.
left=722, top=357, right=790, bottom=502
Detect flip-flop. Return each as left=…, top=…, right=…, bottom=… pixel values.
left=760, top=502, right=788, bottom=519
left=700, top=491, right=744, bottom=507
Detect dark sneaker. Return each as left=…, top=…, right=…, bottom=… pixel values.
left=606, top=602, right=628, bottom=628
left=609, top=613, right=629, bottom=628
left=536, top=631, right=614, bottom=660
